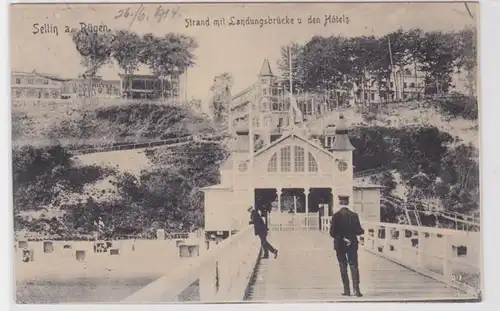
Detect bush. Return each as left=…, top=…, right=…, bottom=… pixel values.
left=433, top=93, right=478, bottom=120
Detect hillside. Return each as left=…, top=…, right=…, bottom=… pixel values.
left=12, top=100, right=217, bottom=149
left=12, top=100, right=229, bottom=239
left=307, top=100, right=478, bottom=148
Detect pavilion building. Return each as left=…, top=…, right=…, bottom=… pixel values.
left=202, top=113, right=383, bottom=236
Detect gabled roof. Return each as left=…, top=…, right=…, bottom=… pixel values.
left=253, top=132, right=334, bottom=158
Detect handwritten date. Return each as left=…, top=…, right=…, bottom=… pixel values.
left=114, top=4, right=181, bottom=27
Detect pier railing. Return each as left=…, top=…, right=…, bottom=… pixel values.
left=320, top=218, right=481, bottom=298
left=122, top=226, right=260, bottom=303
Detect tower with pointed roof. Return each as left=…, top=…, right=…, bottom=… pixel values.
left=256, top=59, right=282, bottom=146
left=331, top=114, right=356, bottom=212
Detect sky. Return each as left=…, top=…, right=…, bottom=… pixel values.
left=10, top=2, right=477, bottom=104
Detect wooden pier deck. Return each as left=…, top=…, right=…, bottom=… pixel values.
left=246, top=231, right=470, bottom=302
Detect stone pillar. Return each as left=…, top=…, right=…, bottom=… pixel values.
left=304, top=188, right=310, bottom=215
left=328, top=188, right=334, bottom=216
left=277, top=188, right=282, bottom=231
left=323, top=204, right=329, bottom=219
left=304, top=188, right=310, bottom=230
left=277, top=188, right=282, bottom=214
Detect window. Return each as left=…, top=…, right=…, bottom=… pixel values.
left=268, top=153, right=277, bottom=172
left=27, top=79, right=33, bottom=85
left=308, top=153, right=318, bottom=172
left=403, top=82, right=407, bottom=88
left=264, top=116, right=271, bottom=126
left=42, top=79, right=49, bottom=85
left=15, top=89, right=21, bottom=98
left=15, top=78, right=20, bottom=84
left=294, top=146, right=305, bottom=172
left=337, top=160, right=348, bottom=172
left=371, top=93, right=375, bottom=101
left=410, top=83, right=415, bottom=88
left=253, top=117, right=259, bottom=128
left=280, top=146, right=291, bottom=172
left=324, top=136, right=332, bottom=148
left=238, top=162, right=248, bottom=172
left=390, top=82, right=394, bottom=88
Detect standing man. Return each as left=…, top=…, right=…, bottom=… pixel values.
left=248, top=206, right=278, bottom=259
left=329, top=196, right=365, bottom=297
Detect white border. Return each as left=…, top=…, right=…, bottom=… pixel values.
left=2, top=1, right=498, bottom=311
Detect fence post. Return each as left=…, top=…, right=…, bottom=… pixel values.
left=443, top=234, right=453, bottom=283
left=383, top=226, right=390, bottom=256
left=397, top=229, right=404, bottom=260
left=418, top=230, right=426, bottom=269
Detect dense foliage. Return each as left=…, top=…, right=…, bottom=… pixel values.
left=277, top=27, right=477, bottom=97
left=12, top=145, right=116, bottom=234
left=350, top=125, right=479, bottom=217
left=45, top=103, right=216, bottom=148
left=432, top=92, right=478, bottom=120
left=13, top=102, right=228, bottom=238
left=209, top=72, right=233, bottom=127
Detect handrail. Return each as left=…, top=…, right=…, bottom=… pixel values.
left=122, top=226, right=260, bottom=303
left=319, top=218, right=481, bottom=298
left=71, top=135, right=194, bottom=155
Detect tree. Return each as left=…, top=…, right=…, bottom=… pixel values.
left=209, top=73, right=233, bottom=127
left=71, top=28, right=114, bottom=98
left=298, top=36, right=352, bottom=92
left=12, top=145, right=115, bottom=232
left=370, top=171, right=396, bottom=196
left=141, top=33, right=198, bottom=99
left=187, top=98, right=203, bottom=111
left=416, top=31, right=456, bottom=96
left=453, top=26, right=477, bottom=97
left=437, top=144, right=479, bottom=213
left=111, top=30, right=143, bottom=97
left=276, top=42, right=305, bottom=92
left=403, top=28, right=425, bottom=100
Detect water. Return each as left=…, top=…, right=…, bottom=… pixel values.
left=16, top=276, right=159, bottom=304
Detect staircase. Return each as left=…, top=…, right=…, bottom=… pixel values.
left=404, top=205, right=422, bottom=226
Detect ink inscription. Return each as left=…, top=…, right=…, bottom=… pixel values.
left=114, top=4, right=182, bottom=28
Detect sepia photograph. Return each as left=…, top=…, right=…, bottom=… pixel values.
left=9, top=1, right=480, bottom=304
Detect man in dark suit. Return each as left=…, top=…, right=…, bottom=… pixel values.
left=329, top=196, right=365, bottom=297
left=248, top=206, right=278, bottom=259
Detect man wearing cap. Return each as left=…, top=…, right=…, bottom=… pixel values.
left=248, top=206, right=278, bottom=259
left=329, top=196, right=364, bottom=297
